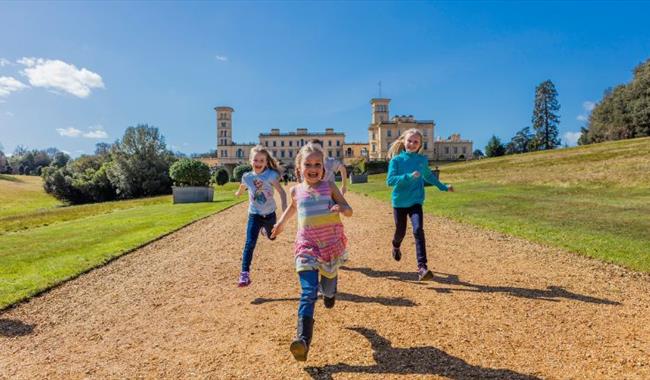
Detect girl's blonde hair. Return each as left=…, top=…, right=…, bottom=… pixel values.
left=294, top=142, right=324, bottom=182
left=249, top=145, right=282, bottom=174
left=387, top=128, right=425, bottom=159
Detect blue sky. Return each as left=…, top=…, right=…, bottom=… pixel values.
left=1, top=1, right=649, bottom=157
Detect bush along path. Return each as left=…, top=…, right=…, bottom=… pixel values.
left=0, top=190, right=648, bottom=379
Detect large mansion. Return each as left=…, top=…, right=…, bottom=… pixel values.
left=212, top=98, right=472, bottom=170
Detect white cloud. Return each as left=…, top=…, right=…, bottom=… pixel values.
left=57, top=125, right=109, bottom=139
left=19, top=57, right=104, bottom=98
left=56, top=127, right=83, bottom=137
left=0, top=58, right=11, bottom=67
left=82, top=125, right=108, bottom=139
left=5, top=111, right=14, bottom=117
left=215, top=55, right=228, bottom=62
left=582, top=101, right=596, bottom=112
left=564, top=131, right=582, bottom=146
left=0, top=76, right=28, bottom=97
left=576, top=114, right=588, bottom=122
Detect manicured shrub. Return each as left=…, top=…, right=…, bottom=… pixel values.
left=169, top=159, right=211, bottom=186
left=233, top=164, right=252, bottom=182
left=213, top=168, right=230, bottom=186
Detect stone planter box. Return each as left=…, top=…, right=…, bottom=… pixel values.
left=349, top=173, right=368, bottom=184
left=172, top=186, right=214, bottom=204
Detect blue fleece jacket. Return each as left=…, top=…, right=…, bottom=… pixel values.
left=386, top=151, right=449, bottom=208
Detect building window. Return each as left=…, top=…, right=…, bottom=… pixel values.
left=237, top=149, right=243, bottom=158
left=462, top=147, right=467, bottom=154
left=273, top=150, right=277, bottom=157
left=273, top=141, right=277, bottom=147
left=264, top=141, right=268, bottom=147
left=454, top=147, right=458, bottom=154
left=328, top=140, right=332, bottom=147
left=221, top=122, right=226, bottom=128
left=387, top=130, right=392, bottom=137
left=445, top=147, right=450, bottom=154
left=289, top=141, right=292, bottom=147
left=347, top=147, right=352, bottom=157
left=372, top=132, right=376, bottom=140
left=397, top=129, right=401, bottom=136
left=336, top=140, right=340, bottom=146
left=423, top=130, right=428, bottom=136
left=281, top=141, right=285, bottom=147
left=281, top=150, right=285, bottom=158
left=328, top=150, right=332, bottom=157
left=336, top=150, right=340, bottom=157
left=372, top=144, right=376, bottom=152
left=301, top=139, right=304, bottom=146
left=289, top=151, right=293, bottom=158
left=424, top=142, right=428, bottom=150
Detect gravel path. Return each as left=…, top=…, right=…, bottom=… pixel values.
left=1, top=190, right=648, bottom=379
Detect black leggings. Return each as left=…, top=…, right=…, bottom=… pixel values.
left=392, top=204, right=427, bottom=268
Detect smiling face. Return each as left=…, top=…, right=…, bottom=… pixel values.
left=300, top=151, right=324, bottom=185
left=404, top=132, right=422, bottom=153
left=251, top=152, right=268, bottom=174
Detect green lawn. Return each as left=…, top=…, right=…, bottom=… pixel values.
left=0, top=180, right=244, bottom=309
left=350, top=137, right=650, bottom=273
left=0, top=175, right=62, bottom=218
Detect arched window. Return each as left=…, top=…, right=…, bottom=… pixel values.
left=347, top=147, right=352, bottom=157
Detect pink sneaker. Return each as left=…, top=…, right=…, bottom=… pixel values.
left=238, top=271, right=251, bottom=287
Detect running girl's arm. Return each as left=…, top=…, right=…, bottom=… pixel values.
left=421, top=164, right=451, bottom=192
left=271, top=186, right=297, bottom=238
left=271, top=179, right=288, bottom=211
left=234, top=183, right=247, bottom=197
left=386, top=158, right=411, bottom=187
left=338, top=164, right=348, bottom=194
left=329, top=182, right=353, bottom=217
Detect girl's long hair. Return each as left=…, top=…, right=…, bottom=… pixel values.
left=387, top=128, right=425, bottom=159
left=294, top=142, right=324, bottom=182
left=249, top=145, right=282, bottom=174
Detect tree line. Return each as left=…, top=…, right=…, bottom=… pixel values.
left=579, top=58, right=650, bottom=144
left=1, top=125, right=177, bottom=204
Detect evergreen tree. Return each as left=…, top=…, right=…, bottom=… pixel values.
left=532, top=80, right=561, bottom=150
left=507, top=127, right=534, bottom=154
left=485, top=135, right=506, bottom=157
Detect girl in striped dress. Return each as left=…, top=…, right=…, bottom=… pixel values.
left=271, top=142, right=352, bottom=361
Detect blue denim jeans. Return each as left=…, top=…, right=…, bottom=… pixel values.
left=298, top=270, right=338, bottom=318
left=241, top=212, right=276, bottom=272
left=392, top=203, right=427, bottom=269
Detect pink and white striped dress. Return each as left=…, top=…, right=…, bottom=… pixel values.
left=294, top=181, right=348, bottom=278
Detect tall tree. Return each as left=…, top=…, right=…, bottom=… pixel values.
left=532, top=80, right=561, bottom=150
left=107, top=124, right=175, bottom=198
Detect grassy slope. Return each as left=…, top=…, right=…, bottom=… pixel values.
left=0, top=179, right=244, bottom=309
left=0, top=175, right=62, bottom=218
left=350, top=137, right=650, bottom=272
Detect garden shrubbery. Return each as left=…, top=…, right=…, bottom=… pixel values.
left=169, top=159, right=211, bottom=186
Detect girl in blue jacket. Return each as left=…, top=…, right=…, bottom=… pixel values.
left=386, top=129, right=454, bottom=281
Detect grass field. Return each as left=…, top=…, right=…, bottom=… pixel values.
left=0, top=176, right=244, bottom=309
left=350, top=137, right=650, bottom=272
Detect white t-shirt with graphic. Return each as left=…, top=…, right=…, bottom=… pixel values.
left=242, top=169, right=279, bottom=215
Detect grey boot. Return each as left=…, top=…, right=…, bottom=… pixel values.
left=290, top=316, right=314, bottom=361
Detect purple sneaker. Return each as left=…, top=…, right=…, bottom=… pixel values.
left=417, top=267, right=433, bottom=281
left=238, top=271, right=251, bottom=287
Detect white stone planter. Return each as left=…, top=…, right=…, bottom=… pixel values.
left=172, top=186, right=214, bottom=204
left=349, top=173, right=368, bottom=184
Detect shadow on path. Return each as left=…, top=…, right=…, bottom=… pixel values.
left=305, top=327, right=540, bottom=380
left=0, top=318, right=34, bottom=337
left=342, top=266, right=621, bottom=305
left=251, top=292, right=417, bottom=307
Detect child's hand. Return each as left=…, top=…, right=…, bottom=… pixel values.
left=270, top=223, right=284, bottom=239
left=447, top=185, right=454, bottom=192
left=235, top=190, right=242, bottom=197
left=330, top=204, right=341, bottom=213
left=411, top=171, right=421, bottom=178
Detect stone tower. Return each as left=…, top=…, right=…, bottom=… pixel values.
left=215, top=106, right=234, bottom=150
left=370, top=98, right=390, bottom=124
